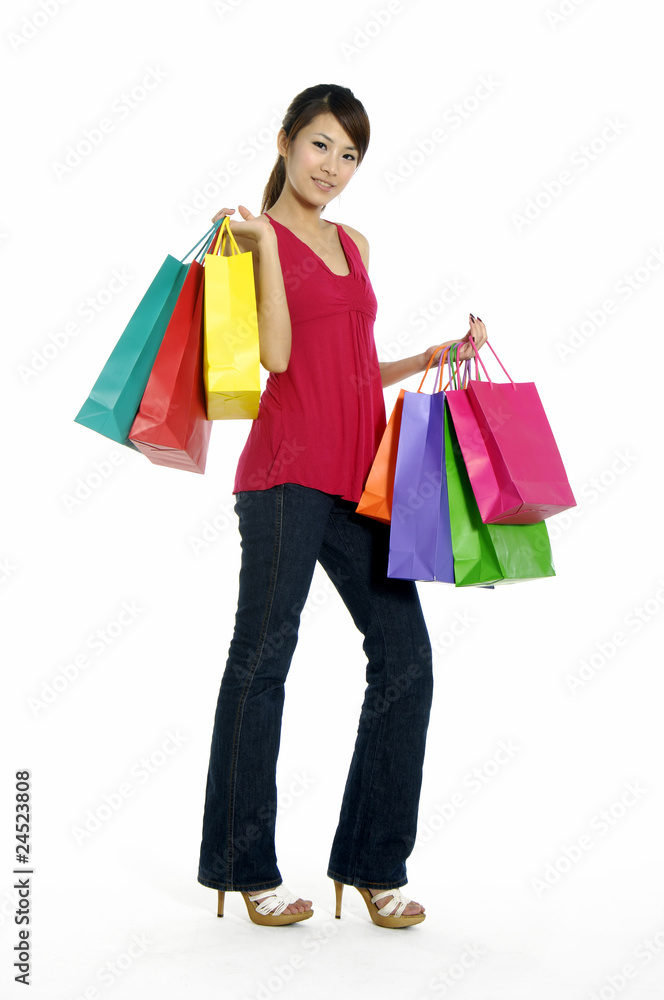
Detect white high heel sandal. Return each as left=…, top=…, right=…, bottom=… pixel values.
left=333, top=880, right=425, bottom=928
left=216, top=883, right=314, bottom=925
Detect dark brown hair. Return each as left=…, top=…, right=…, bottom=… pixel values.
left=260, top=84, right=370, bottom=214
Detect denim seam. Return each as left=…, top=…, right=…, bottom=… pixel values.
left=327, top=509, right=391, bottom=883
left=225, top=485, right=284, bottom=886
left=197, top=874, right=282, bottom=893
left=326, top=869, right=408, bottom=891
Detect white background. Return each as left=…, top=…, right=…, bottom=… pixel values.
left=2, top=0, right=663, bottom=997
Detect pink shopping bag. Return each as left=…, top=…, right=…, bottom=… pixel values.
left=445, top=340, right=576, bottom=524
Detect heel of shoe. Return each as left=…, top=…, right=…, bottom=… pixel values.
left=333, top=880, right=344, bottom=919
left=217, top=890, right=225, bottom=918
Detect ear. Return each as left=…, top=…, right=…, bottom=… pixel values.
left=276, top=128, right=289, bottom=158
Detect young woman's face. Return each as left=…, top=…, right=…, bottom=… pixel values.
left=278, top=112, right=359, bottom=209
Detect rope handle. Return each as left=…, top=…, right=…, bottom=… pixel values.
left=447, top=344, right=475, bottom=389
left=208, top=214, right=242, bottom=258
left=417, top=335, right=490, bottom=395
left=466, top=331, right=515, bottom=387
left=180, top=218, right=225, bottom=265
left=417, top=344, right=452, bottom=393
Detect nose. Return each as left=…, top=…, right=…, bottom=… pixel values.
left=321, top=155, right=336, bottom=177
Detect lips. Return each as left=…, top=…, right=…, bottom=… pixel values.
left=312, top=177, right=334, bottom=190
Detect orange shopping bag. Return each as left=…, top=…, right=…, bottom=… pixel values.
left=355, top=389, right=406, bottom=523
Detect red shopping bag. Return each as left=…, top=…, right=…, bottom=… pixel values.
left=445, top=340, right=576, bottom=523
left=128, top=261, right=211, bottom=473
left=356, top=389, right=406, bottom=523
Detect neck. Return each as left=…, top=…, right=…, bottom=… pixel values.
left=266, top=189, right=330, bottom=234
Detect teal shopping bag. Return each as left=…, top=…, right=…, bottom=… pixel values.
left=74, top=221, right=222, bottom=448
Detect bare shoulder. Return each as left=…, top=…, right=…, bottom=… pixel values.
left=338, top=223, right=370, bottom=269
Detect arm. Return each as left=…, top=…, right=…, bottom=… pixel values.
left=212, top=206, right=292, bottom=373
left=379, top=352, right=431, bottom=388
left=250, top=225, right=291, bottom=373
left=380, top=318, right=488, bottom=387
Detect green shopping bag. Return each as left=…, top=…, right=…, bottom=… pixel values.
left=444, top=400, right=555, bottom=586
left=74, top=221, right=221, bottom=448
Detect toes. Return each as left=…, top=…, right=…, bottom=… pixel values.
left=374, top=893, right=425, bottom=916
left=405, top=901, right=425, bottom=915
left=285, top=898, right=311, bottom=914
left=253, top=893, right=311, bottom=916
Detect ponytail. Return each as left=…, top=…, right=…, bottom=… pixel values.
left=261, top=156, right=286, bottom=215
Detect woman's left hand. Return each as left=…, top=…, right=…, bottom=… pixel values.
left=421, top=316, right=488, bottom=369
left=456, top=315, right=487, bottom=361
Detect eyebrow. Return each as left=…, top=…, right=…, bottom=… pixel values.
left=313, top=131, right=358, bottom=151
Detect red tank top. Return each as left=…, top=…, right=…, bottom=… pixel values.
left=233, top=213, right=386, bottom=502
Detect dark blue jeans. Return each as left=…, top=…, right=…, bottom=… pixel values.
left=197, top=483, right=433, bottom=893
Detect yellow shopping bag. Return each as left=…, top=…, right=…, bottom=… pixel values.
left=203, top=215, right=260, bottom=419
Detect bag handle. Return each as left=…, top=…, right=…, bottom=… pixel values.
left=415, top=330, right=513, bottom=394
left=180, top=218, right=225, bottom=264
left=447, top=344, right=474, bottom=390
left=466, top=332, right=515, bottom=388
left=417, top=344, right=451, bottom=393
left=417, top=341, right=472, bottom=393
left=208, top=214, right=242, bottom=258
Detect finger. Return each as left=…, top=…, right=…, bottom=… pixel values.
left=211, top=208, right=235, bottom=223
left=237, top=204, right=256, bottom=220
left=467, top=323, right=480, bottom=348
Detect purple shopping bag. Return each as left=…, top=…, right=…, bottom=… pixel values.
left=387, top=347, right=454, bottom=582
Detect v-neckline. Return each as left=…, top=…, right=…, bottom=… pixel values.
left=265, top=213, right=352, bottom=278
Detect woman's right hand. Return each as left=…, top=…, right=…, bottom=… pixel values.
left=211, top=206, right=275, bottom=250
left=212, top=207, right=235, bottom=224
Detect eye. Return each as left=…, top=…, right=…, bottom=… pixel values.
left=312, top=140, right=356, bottom=162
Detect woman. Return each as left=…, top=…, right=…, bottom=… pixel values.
left=197, top=83, right=487, bottom=928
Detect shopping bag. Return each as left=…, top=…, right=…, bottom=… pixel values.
left=204, top=216, right=260, bottom=419
left=387, top=347, right=454, bottom=582
left=128, top=262, right=211, bottom=473
left=356, top=389, right=405, bottom=523
left=75, top=221, right=221, bottom=448
left=444, top=399, right=556, bottom=586
left=445, top=338, right=576, bottom=523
